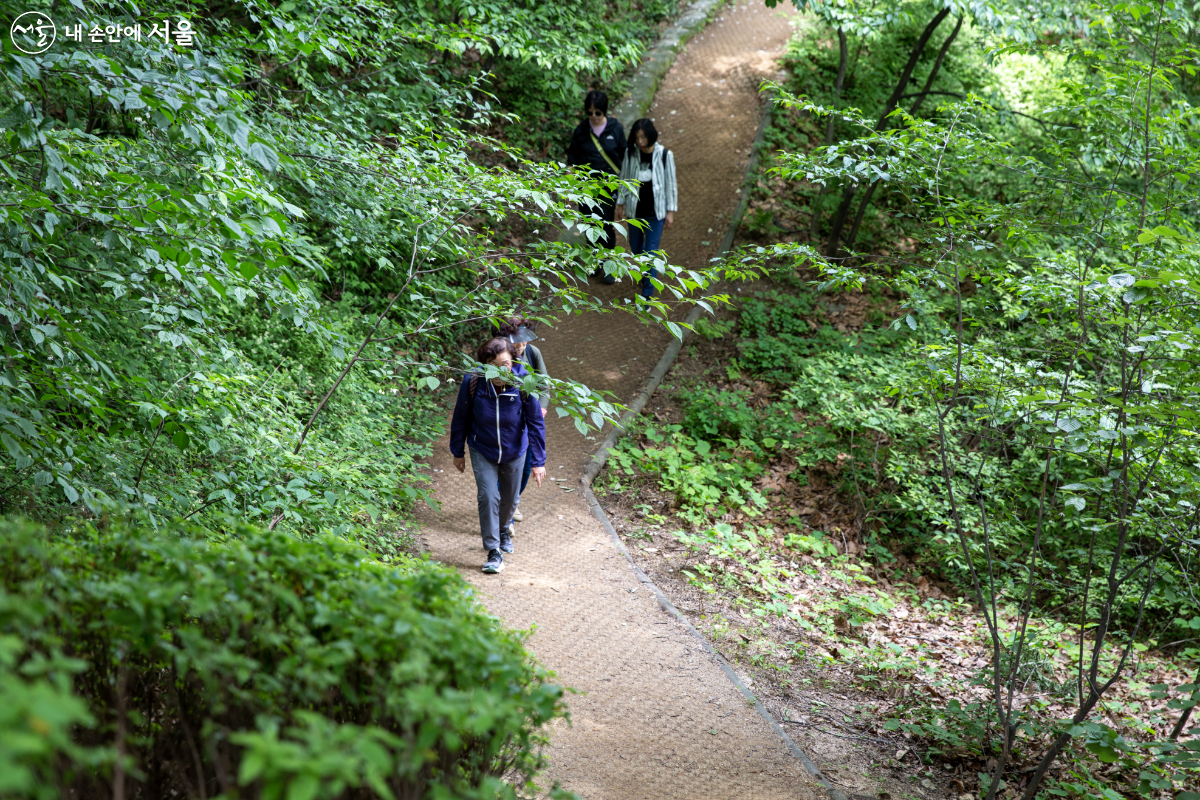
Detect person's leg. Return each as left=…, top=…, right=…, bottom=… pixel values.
left=628, top=220, right=646, bottom=255
left=591, top=196, right=618, bottom=283
left=497, top=453, right=523, bottom=552
left=469, top=448, right=502, bottom=554
left=639, top=217, right=667, bottom=298
left=579, top=198, right=618, bottom=284
left=598, top=197, right=617, bottom=249
left=507, top=448, right=535, bottom=526
left=520, top=447, right=534, bottom=493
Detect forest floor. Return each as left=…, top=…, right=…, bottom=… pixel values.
left=595, top=278, right=1198, bottom=800
left=417, top=2, right=834, bottom=798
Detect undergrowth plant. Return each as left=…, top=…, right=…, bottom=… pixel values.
left=762, top=0, right=1200, bottom=796
left=0, top=514, right=569, bottom=799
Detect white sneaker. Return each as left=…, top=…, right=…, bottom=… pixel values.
left=512, top=508, right=523, bottom=522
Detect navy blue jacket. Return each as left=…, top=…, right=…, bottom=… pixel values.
left=449, top=364, right=546, bottom=467
left=566, top=116, right=626, bottom=177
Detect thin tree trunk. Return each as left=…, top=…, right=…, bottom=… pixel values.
left=809, top=26, right=848, bottom=239
left=825, top=7, right=950, bottom=256
left=909, top=15, right=962, bottom=117
left=113, top=664, right=129, bottom=800
left=843, top=14, right=964, bottom=251
left=1169, top=665, right=1200, bottom=741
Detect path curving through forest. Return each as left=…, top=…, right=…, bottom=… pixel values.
left=417, top=4, right=819, bottom=797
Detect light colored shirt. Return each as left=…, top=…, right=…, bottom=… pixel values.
left=617, top=143, right=678, bottom=221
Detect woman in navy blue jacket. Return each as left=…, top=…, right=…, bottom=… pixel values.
left=450, top=337, right=546, bottom=574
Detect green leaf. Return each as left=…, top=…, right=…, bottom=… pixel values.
left=57, top=477, right=79, bottom=504
left=239, top=262, right=259, bottom=281
left=238, top=751, right=265, bottom=784
left=204, top=274, right=227, bottom=299
left=1085, top=742, right=1119, bottom=763
left=278, top=272, right=300, bottom=293
left=286, top=774, right=320, bottom=800
left=249, top=142, right=280, bottom=172
left=0, top=432, right=25, bottom=459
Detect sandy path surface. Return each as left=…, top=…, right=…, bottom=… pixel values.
left=418, top=4, right=821, bottom=798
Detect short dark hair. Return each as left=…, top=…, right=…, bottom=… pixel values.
left=584, top=90, right=608, bottom=115
left=628, top=118, right=658, bottom=152
left=497, top=315, right=531, bottom=337
left=476, top=337, right=515, bottom=365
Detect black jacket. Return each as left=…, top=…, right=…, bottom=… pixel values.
left=566, top=116, right=626, bottom=176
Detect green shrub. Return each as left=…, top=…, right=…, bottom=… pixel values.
left=606, top=424, right=767, bottom=526
left=678, top=386, right=760, bottom=441
left=0, top=516, right=565, bottom=799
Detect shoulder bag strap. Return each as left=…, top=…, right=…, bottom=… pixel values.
left=590, top=132, right=619, bottom=173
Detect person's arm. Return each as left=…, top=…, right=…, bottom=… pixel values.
left=448, top=374, right=474, bottom=467
left=565, top=126, right=580, bottom=167
left=613, top=120, right=627, bottom=159
left=664, top=149, right=678, bottom=213
left=523, top=391, right=546, bottom=486
left=664, top=149, right=678, bottom=227
left=529, top=347, right=551, bottom=414
left=615, top=151, right=635, bottom=221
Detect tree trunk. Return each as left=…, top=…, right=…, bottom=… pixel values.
left=843, top=14, right=963, bottom=251
left=909, top=14, right=963, bottom=118
left=825, top=7, right=950, bottom=257
left=1169, top=665, right=1200, bottom=741
left=809, top=26, right=848, bottom=239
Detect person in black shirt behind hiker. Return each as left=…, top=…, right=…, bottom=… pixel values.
left=449, top=337, right=546, bottom=574
left=497, top=316, right=550, bottom=524
left=566, top=89, right=626, bottom=285
left=615, top=118, right=677, bottom=300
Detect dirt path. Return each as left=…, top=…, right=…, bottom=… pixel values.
left=417, top=4, right=819, bottom=798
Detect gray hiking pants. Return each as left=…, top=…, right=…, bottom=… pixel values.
left=469, top=447, right=523, bottom=553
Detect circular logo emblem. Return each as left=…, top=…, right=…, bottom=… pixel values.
left=10, top=11, right=56, bottom=54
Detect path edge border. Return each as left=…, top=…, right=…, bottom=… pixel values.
left=578, top=38, right=858, bottom=800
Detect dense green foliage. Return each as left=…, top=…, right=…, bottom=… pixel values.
left=603, top=1, right=1200, bottom=797
left=0, top=514, right=565, bottom=798
left=767, top=0, right=1200, bottom=795
left=0, top=0, right=732, bottom=541
left=0, top=1, right=735, bottom=795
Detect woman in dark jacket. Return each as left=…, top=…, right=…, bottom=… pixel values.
left=498, top=316, right=550, bottom=524
left=450, top=337, right=546, bottom=574
left=566, top=89, right=626, bottom=285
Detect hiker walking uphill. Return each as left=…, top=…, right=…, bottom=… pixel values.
left=450, top=337, right=547, bottom=574
left=616, top=118, right=677, bottom=300
left=498, top=316, right=550, bottom=524
left=566, top=89, right=625, bottom=285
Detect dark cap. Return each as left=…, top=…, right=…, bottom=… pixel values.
left=508, top=325, right=537, bottom=345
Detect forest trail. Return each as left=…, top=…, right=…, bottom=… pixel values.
left=417, top=3, right=819, bottom=798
